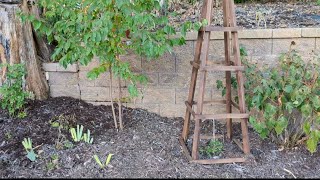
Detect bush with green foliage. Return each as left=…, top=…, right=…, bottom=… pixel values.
left=21, top=0, right=204, bottom=98
left=200, top=140, right=224, bottom=157
left=217, top=46, right=320, bottom=153
left=0, top=63, right=29, bottom=117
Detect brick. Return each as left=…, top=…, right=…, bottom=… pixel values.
left=159, top=73, right=189, bottom=88
left=79, top=57, right=100, bottom=71
left=48, top=72, right=78, bottom=85
left=238, top=39, right=272, bottom=56
left=160, top=103, right=186, bottom=117
left=43, top=63, right=57, bottom=72
left=50, top=85, right=80, bottom=99
left=238, top=29, right=272, bottom=39
left=301, top=28, right=320, bottom=38
left=125, top=103, right=160, bottom=114
left=272, top=38, right=316, bottom=56
left=272, top=28, right=301, bottom=38
left=175, top=41, right=194, bottom=73
left=79, top=71, right=95, bottom=87
left=80, top=86, right=109, bottom=101
left=142, top=87, right=175, bottom=104
left=141, top=52, right=175, bottom=73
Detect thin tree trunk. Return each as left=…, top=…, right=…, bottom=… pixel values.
left=118, top=77, right=123, bottom=130
left=0, top=0, right=49, bottom=100
left=109, top=68, right=118, bottom=130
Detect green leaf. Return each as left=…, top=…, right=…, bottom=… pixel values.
left=275, top=116, right=288, bottom=135
left=306, top=137, right=317, bottom=153
left=105, top=153, right=113, bottom=166
left=303, top=122, right=311, bottom=134
left=93, top=155, right=104, bottom=168
left=284, top=85, right=293, bottom=93
left=27, top=150, right=37, bottom=162
left=301, top=104, right=312, bottom=118
left=311, top=96, right=320, bottom=109
left=33, top=20, right=42, bottom=30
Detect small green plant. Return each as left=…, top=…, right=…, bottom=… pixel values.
left=46, top=154, right=59, bottom=171
left=70, top=125, right=84, bottom=142
left=17, top=111, right=27, bottom=119
left=216, top=44, right=320, bottom=153
left=93, top=154, right=113, bottom=169
left=200, top=140, right=224, bottom=157
left=0, top=63, right=30, bottom=117
left=83, top=129, right=93, bottom=144
left=22, top=137, right=37, bottom=161
left=317, top=0, right=320, bottom=6
left=63, top=140, right=74, bottom=149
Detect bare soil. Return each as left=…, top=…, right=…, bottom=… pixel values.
left=1, top=97, right=320, bottom=178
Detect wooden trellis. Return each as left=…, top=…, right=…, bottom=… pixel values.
left=179, top=0, right=251, bottom=164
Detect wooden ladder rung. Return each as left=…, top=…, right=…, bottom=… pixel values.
left=194, top=113, right=249, bottom=120
left=200, top=26, right=242, bottom=32
left=191, top=158, right=246, bottom=164
left=192, top=99, right=226, bottom=105
left=201, top=65, right=245, bottom=72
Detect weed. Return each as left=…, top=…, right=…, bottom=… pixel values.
left=93, top=154, right=113, bottom=169
left=200, top=140, right=224, bottom=157
left=22, top=137, right=37, bottom=161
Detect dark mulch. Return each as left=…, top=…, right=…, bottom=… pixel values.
left=1, top=97, right=320, bottom=178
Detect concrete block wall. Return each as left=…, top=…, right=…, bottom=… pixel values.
left=43, top=28, right=320, bottom=118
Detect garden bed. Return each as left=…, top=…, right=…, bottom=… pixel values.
left=1, top=97, right=320, bottom=178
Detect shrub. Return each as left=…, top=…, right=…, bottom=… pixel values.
left=217, top=46, right=320, bottom=153
left=0, top=63, right=30, bottom=117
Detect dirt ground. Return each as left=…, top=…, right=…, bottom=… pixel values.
left=1, top=97, right=320, bottom=178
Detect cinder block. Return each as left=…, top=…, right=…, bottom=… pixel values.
left=272, top=38, right=316, bottom=56
left=94, top=72, right=126, bottom=87
left=159, top=73, right=190, bottom=88
left=142, top=87, right=175, bottom=104
left=87, top=101, right=112, bottom=106
left=208, top=40, right=225, bottom=57
left=119, top=51, right=142, bottom=72
left=239, top=29, right=272, bottom=39
left=141, top=52, right=175, bottom=73
left=79, top=71, right=95, bottom=87
left=272, top=28, right=301, bottom=38
left=175, top=87, right=212, bottom=104
left=79, top=57, right=100, bottom=71
left=301, top=28, right=320, bottom=38
left=80, top=86, right=109, bottom=101
left=50, top=85, right=80, bottom=99
left=136, top=73, right=158, bottom=88
left=239, top=39, right=272, bottom=56
left=57, top=63, right=79, bottom=72
left=160, top=103, right=186, bottom=117
left=175, top=41, right=194, bottom=73
left=48, top=72, right=78, bottom=85
left=43, top=63, right=57, bottom=72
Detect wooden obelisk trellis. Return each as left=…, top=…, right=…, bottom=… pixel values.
left=179, top=0, right=251, bottom=164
